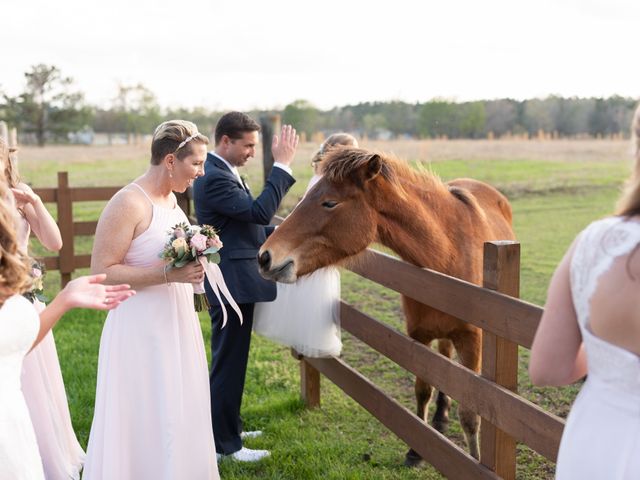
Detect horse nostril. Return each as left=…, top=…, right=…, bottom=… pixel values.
left=258, top=250, right=271, bottom=270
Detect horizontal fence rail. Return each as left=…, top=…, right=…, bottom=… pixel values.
left=349, top=249, right=543, bottom=349
left=305, top=355, right=501, bottom=480
left=339, top=302, right=564, bottom=462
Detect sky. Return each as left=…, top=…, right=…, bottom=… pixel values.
left=2, top=0, right=640, bottom=112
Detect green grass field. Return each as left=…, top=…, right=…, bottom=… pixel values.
left=19, top=139, right=631, bottom=479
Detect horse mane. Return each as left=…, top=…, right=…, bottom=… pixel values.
left=321, top=147, right=455, bottom=199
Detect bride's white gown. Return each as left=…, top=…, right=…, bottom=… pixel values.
left=0, top=294, right=45, bottom=480
left=556, top=216, right=640, bottom=479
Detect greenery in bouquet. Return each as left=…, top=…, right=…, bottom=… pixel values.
left=23, top=259, right=48, bottom=304
left=160, top=222, right=223, bottom=311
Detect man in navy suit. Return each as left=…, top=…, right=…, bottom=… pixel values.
left=193, top=112, right=297, bottom=462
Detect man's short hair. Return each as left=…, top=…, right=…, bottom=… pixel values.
left=214, top=112, right=261, bottom=145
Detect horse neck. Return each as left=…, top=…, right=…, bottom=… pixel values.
left=372, top=172, right=456, bottom=271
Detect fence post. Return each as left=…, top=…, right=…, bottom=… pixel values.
left=292, top=349, right=320, bottom=408
left=480, top=240, right=520, bottom=480
left=57, top=172, right=75, bottom=287
left=260, top=114, right=281, bottom=184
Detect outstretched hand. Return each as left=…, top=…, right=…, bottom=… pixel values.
left=60, top=273, right=135, bottom=310
left=271, top=124, right=299, bottom=166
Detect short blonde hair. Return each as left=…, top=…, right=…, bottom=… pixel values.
left=151, top=120, right=209, bottom=165
left=616, top=104, right=640, bottom=217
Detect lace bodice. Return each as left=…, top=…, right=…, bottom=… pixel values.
left=570, top=216, right=640, bottom=395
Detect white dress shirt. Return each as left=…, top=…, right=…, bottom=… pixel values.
left=210, top=152, right=293, bottom=180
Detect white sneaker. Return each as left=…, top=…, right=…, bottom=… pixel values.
left=230, top=447, right=270, bottom=462
left=240, top=430, right=263, bottom=440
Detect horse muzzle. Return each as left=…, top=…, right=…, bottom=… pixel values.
left=257, top=250, right=297, bottom=283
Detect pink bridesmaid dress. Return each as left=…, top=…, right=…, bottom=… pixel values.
left=18, top=212, right=86, bottom=479
left=83, top=184, right=219, bottom=479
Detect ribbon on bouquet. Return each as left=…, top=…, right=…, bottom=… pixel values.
left=196, top=256, right=243, bottom=328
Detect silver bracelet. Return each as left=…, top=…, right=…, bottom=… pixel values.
left=163, top=264, right=170, bottom=285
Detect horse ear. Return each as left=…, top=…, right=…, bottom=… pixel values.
left=364, top=154, right=382, bottom=181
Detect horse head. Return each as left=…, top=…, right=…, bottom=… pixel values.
left=259, top=148, right=388, bottom=283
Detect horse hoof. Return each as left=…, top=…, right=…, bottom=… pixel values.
left=404, top=449, right=426, bottom=468
left=432, top=419, right=449, bottom=434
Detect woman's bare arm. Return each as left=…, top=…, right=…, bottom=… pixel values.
left=529, top=241, right=587, bottom=386
left=12, top=183, right=62, bottom=251
left=91, top=188, right=204, bottom=289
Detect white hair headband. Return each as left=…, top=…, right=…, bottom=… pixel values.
left=175, top=133, right=199, bottom=151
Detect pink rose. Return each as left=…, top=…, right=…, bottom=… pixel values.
left=32, top=267, right=42, bottom=278
left=207, top=236, right=223, bottom=250
left=190, top=233, right=208, bottom=253
left=174, top=227, right=186, bottom=238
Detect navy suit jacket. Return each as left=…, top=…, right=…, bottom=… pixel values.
left=193, top=153, right=295, bottom=305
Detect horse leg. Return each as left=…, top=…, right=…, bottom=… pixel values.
left=432, top=339, right=453, bottom=434
left=452, top=330, right=482, bottom=459
left=404, top=338, right=434, bottom=468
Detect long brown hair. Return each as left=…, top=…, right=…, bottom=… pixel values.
left=0, top=138, right=31, bottom=306
left=616, top=103, right=640, bottom=216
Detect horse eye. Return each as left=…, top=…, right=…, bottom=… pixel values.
left=322, top=200, right=338, bottom=209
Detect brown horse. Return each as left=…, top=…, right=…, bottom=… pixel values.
left=258, top=147, right=515, bottom=464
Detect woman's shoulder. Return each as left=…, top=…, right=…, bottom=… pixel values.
left=100, top=185, right=149, bottom=223
left=576, top=215, right=640, bottom=258
left=1, top=294, right=36, bottom=316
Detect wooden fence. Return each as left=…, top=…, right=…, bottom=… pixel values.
left=291, top=242, right=564, bottom=479
left=35, top=172, right=563, bottom=478
left=33, top=172, right=191, bottom=286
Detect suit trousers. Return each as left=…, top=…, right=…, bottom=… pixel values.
left=209, top=302, right=255, bottom=455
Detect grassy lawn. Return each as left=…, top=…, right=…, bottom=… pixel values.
left=20, top=139, right=630, bottom=479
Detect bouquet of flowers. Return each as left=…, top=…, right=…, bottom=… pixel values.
left=23, top=260, right=48, bottom=304
left=161, top=222, right=223, bottom=311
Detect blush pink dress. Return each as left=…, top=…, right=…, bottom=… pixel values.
left=82, top=184, right=219, bottom=480
left=18, top=211, right=86, bottom=480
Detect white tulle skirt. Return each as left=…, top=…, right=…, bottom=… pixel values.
left=254, top=267, right=342, bottom=358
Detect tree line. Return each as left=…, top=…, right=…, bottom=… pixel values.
left=1, top=64, right=637, bottom=146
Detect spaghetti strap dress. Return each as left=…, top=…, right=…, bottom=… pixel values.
left=83, top=184, right=219, bottom=480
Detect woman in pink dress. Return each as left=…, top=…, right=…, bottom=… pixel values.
left=5, top=144, right=87, bottom=479
left=83, top=120, right=219, bottom=479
